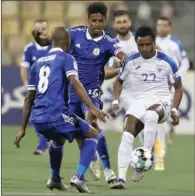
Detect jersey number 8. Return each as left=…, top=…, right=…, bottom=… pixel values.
left=38, top=66, right=50, bottom=93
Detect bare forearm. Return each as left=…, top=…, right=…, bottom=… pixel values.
left=173, top=83, right=183, bottom=109
left=113, top=78, right=123, bottom=100
left=71, top=78, right=94, bottom=108
left=104, top=67, right=120, bottom=80
left=21, top=98, right=33, bottom=132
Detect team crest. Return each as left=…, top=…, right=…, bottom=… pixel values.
left=156, top=64, right=163, bottom=72
left=93, top=48, right=100, bottom=56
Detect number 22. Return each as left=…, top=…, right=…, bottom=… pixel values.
left=142, top=73, right=156, bottom=81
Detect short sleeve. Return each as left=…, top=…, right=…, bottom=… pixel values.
left=167, top=57, right=181, bottom=84
left=119, top=63, right=129, bottom=81
left=20, top=44, right=32, bottom=68
left=27, top=63, right=36, bottom=91
left=106, top=36, right=122, bottom=56
left=64, top=55, right=78, bottom=78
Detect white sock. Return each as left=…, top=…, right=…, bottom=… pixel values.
left=138, top=131, right=144, bottom=145
left=143, top=110, right=159, bottom=150
left=118, top=131, right=134, bottom=182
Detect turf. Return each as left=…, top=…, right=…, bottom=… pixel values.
left=2, top=126, right=195, bottom=195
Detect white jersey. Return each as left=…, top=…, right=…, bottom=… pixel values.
left=119, top=50, right=181, bottom=101
left=107, top=32, right=138, bottom=67
left=156, top=35, right=189, bottom=75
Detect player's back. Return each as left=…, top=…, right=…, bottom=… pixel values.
left=30, top=48, right=72, bottom=123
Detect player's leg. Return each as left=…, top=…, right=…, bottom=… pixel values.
left=110, top=114, right=144, bottom=189
left=154, top=123, right=166, bottom=171
left=83, top=101, right=117, bottom=183
left=33, top=123, right=68, bottom=191
left=33, top=133, right=49, bottom=155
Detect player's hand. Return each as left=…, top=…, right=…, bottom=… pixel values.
left=111, top=103, right=119, bottom=117
left=13, top=130, right=25, bottom=148
left=89, top=106, right=109, bottom=123
left=171, top=108, right=179, bottom=126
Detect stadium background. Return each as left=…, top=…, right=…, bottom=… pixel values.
left=2, top=1, right=195, bottom=195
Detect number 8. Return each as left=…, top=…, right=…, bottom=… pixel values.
left=38, top=66, right=50, bottom=93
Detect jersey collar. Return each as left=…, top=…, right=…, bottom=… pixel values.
left=86, top=28, right=105, bottom=42
left=49, top=48, right=63, bottom=53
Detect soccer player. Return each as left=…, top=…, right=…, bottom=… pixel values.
left=14, top=27, right=108, bottom=193
left=110, top=26, right=183, bottom=189
left=153, top=16, right=190, bottom=170
left=20, top=19, right=52, bottom=155
left=32, top=2, right=127, bottom=183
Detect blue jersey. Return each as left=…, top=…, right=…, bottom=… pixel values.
left=67, top=26, right=121, bottom=103
left=27, top=48, right=78, bottom=123
left=21, top=41, right=52, bottom=68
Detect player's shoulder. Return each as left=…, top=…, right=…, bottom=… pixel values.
left=125, top=52, right=141, bottom=64
left=156, top=50, right=177, bottom=70
left=23, top=42, right=35, bottom=52
left=169, top=35, right=184, bottom=51
left=104, top=31, right=118, bottom=43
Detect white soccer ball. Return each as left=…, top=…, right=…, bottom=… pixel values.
left=130, top=147, right=154, bottom=172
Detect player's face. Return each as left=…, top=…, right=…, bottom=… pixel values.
left=136, top=36, right=156, bottom=59
left=88, top=13, right=106, bottom=37
left=35, top=22, right=49, bottom=37
left=156, top=20, right=171, bottom=37
left=113, top=15, right=131, bottom=36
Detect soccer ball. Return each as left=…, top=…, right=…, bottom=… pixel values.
left=130, top=147, right=154, bottom=172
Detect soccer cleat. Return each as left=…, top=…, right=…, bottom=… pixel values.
left=70, top=175, right=90, bottom=193
left=132, top=170, right=144, bottom=182
left=154, top=159, right=165, bottom=171
left=89, top=159, right=101, bottom=181
left=104, top=168, right=117, bottom=183
left=46, top=177, right=68, bottom=191
left=33, top=149, right=44, bottom=155
left=110, top=178, right=126, bottom=189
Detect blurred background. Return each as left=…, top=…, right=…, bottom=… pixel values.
left=2, top=0, right=195, bottom=67
left=2, top=1, right=195, bottom=195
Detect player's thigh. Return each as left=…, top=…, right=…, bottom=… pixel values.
left=147, top=100, right=171, bottom=123
left=124, top=114, right=144, bottom=137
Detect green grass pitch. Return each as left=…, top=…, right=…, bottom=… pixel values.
left=2, top=126, right=195, bottom=195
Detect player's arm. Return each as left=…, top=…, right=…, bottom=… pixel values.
left=168, top=60, right=183, bottom=126
left=104, top=66, right=120, bottom=80
left=14, top=65, right=36, bottom=148
left=20, top=45, right=32, bottom=86
left=68, top=75, right=108, bottom=122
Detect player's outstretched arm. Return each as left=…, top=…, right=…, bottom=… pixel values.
left=104, top=66, right=120, bottom=80
left=171, top=80, right=183, bottom=126
left=20, top=67, right=28, bottom=86
left=68, top=75, right=109, bottom=122
left=31, top=28, right=51, bottom=46
left=111, top=77, right=123, bottom=117
left=13, top=91, right=35, bottom=148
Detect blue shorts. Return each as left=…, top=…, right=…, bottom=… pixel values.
left=69, top=98, right=103, bottom=118
left=33, top=113, right=90, bottom=144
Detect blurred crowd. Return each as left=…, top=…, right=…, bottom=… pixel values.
left=2, top=1, right=195, bottom=69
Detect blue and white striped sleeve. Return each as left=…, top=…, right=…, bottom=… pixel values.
left=27, top=63, right=36, bottom=91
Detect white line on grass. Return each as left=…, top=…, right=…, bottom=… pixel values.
left=2, top=192, right=77, bottom=196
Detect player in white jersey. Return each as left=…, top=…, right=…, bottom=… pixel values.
left=109, top=26, right=183, bottom=189
left=151, top=16, right=190, bottom=171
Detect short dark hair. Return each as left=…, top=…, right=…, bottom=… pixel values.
left=158, top=16, right=172, bottom=26
left=113, top=10, right=131, bottom=21
left=34, top=19, right=48, bottom=24
left=87, top=2, right=107, bottom=18
left=135, top=26, right=156, bottom=42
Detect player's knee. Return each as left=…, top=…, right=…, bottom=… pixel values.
left=144, top=110, right=159, bottom=124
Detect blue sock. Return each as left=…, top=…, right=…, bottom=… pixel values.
left=76, top=137, right=98, bottom=180
left=37, top=134, right=48, bottom=151
left=49, top=143, right=64, bottom=178
left=97, top=130, right=111, bottom=169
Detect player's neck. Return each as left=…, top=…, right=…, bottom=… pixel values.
left=88, top=30, right=103, bottom=39
left=118, top=32, right=131, bottom=41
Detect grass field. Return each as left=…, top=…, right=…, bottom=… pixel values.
left=2, top=126, right=195, bottom=196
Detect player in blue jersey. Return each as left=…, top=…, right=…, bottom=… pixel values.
left=20, top=19, right=52, bottom=155
left=14, top=27, right=108, bottom=193
left=31, top=2, right=126, bottom=184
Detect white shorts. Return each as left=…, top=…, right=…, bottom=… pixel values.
left=125, top=99, right=171, bottom=124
